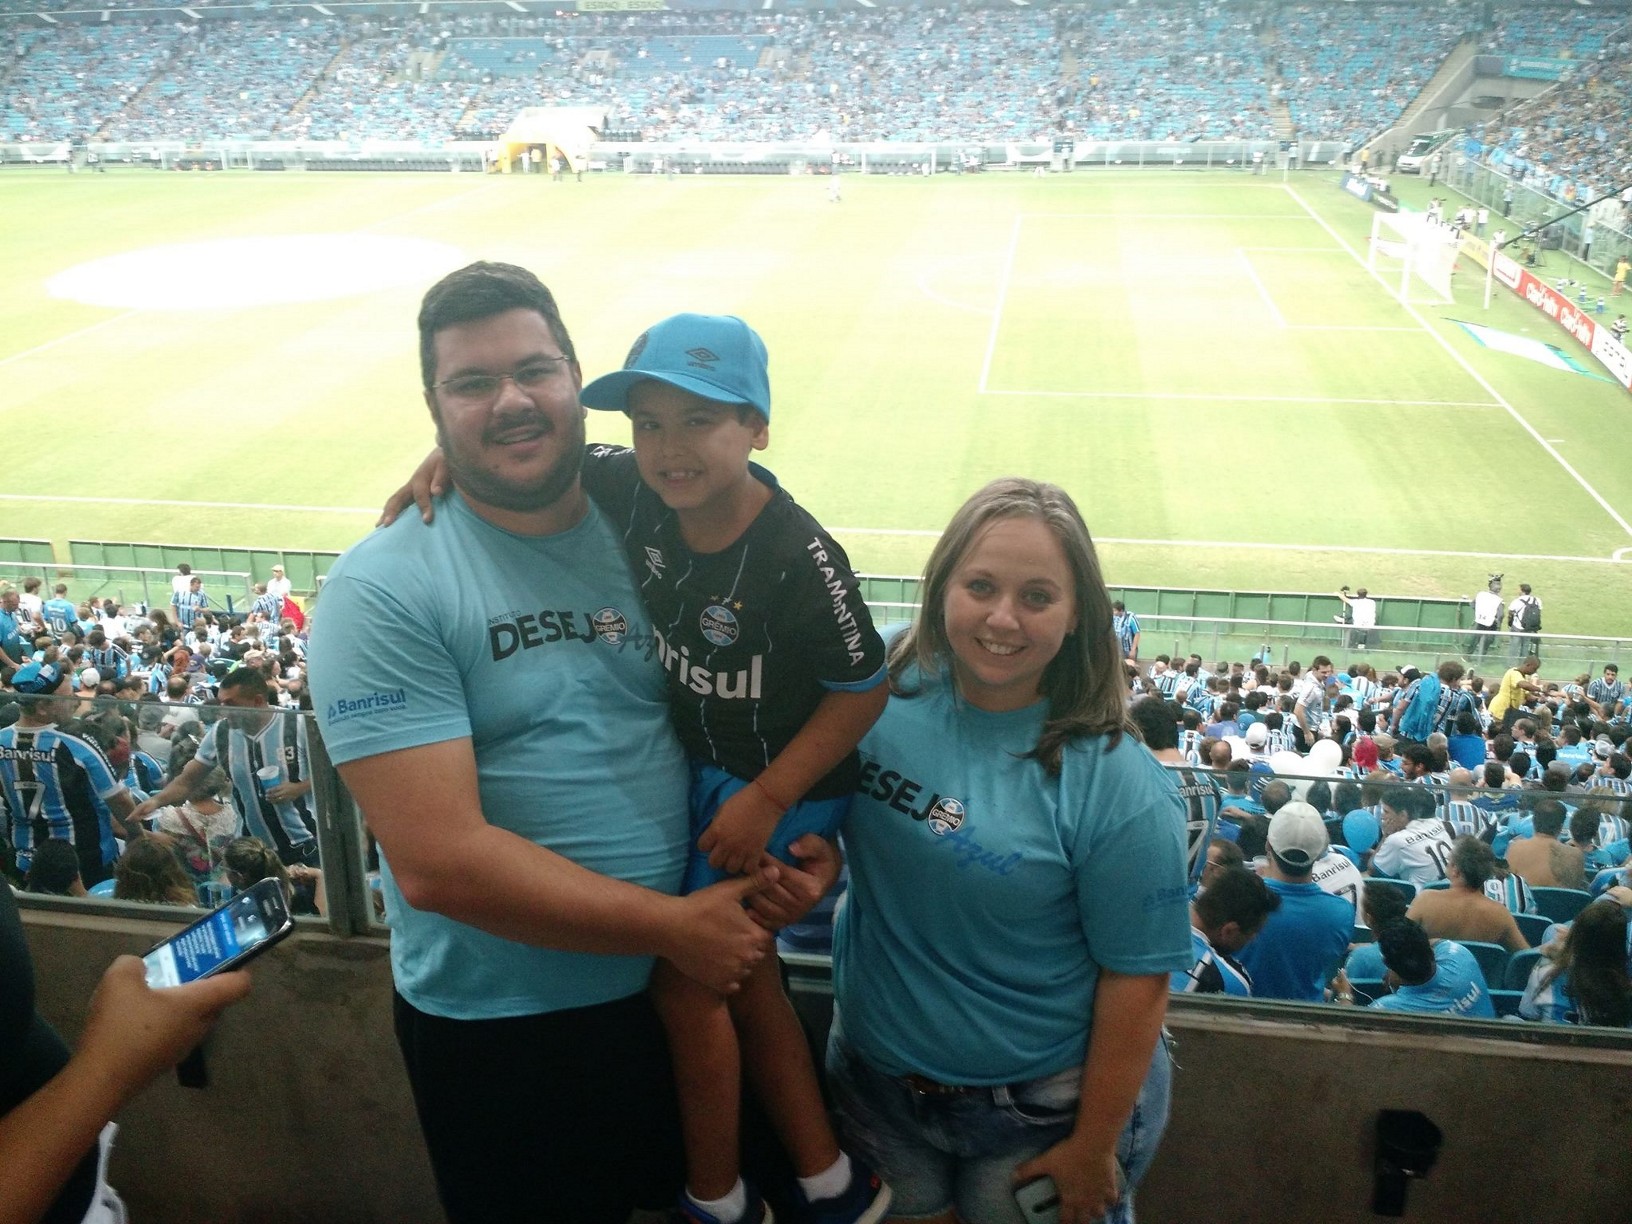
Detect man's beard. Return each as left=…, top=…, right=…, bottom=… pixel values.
left=438, top=410, right=585, bottom=515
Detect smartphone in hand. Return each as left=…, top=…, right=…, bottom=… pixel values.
left=1014, top=1164, right=1128, bottom=1224
left=143, top=877, right=294, bottom=988
left=1014, top=1177, right=1061, bottom=1224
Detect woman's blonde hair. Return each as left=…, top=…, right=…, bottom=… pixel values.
left=888, top=477, right=1132, bottom=774
left=113, top=834, right=198, bottom=907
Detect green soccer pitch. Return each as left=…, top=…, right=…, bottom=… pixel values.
left=3, top=167, right=1629, bottom=634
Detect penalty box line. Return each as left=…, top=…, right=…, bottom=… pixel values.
left=977, top=389, right=1501, bottom=408
left=1285, top=183, right=1632, bottom=544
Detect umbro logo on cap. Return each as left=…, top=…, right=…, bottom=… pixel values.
left=685, top=346, right=718, bottom=369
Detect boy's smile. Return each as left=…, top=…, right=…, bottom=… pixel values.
left=627, top=381, right=771, bottom=551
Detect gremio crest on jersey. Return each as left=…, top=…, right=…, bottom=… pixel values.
left=925, top=796, right=966, bottom=836
left=700, top=604, right=739, bottom=647
left=592, top=607, right=629, bottom=645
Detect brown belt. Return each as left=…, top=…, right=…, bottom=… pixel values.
left=900, top=1073, right=981, bottom=1097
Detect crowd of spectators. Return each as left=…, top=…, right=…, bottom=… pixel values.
left=6, top=563, right=1631, bottom=1029
left=1473, top=39, right=1632, bottom=209
left=0, top=573, right=325, bottom=922
left=1126, top=643, right=1632, bottom=1028
left=1272, top=5, right=1465, bottom=152
left=1, top=2, right=1568, bottom=148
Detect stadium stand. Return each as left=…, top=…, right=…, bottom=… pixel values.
left=1273, top=5, right=1465, bottom=151
left=1474, top=52, right=1632, bottom=206
left=0, top=2, right=1525, bottom=147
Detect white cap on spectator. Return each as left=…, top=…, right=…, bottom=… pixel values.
left=1267, top=802, right=1328, bottom=871
left=78, top=668, right=101, bottom=689
left=1245, top=723, right=1269, bottom=748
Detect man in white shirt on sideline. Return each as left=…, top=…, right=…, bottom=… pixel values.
left=1336, top=586, right=1377, bottom=650
left=1470, top=575, right=1504, bottom=660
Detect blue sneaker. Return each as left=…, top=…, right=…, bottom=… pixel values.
left=678, top=1186, right=775, bottom=1224
left=800, top=1158, right=892, bottom=1224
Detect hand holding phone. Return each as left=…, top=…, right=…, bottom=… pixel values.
left=1014, top=1176, right=1062, bottom=1224
left=75, top=955, right=251, bottom=1107
left=1014, top=1160, right=1127, bottom=1223
left=143, top=877, right=294, bottom=989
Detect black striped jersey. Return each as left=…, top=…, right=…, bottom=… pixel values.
left=582, top=446, right=886, bottom=800
left=196, top=711, right=316, bottom=864
left=1162, top=763, right=1222, bottom=894
left=1172, top=927, right=1254, bottom=996
left=86, top=644, right=129, bottom=680
left=0, top=722, right=126, bottom=883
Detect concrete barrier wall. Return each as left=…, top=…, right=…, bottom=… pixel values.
left=24, top=912, right=1632, bottom=1223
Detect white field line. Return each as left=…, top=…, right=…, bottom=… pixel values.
left=1285, top=184, right=1632, bottom=543
left=0, top=310, right=139, bottom=369
left=1241, top=246, right=1347, bottom=253
left=4, top=492, right=1624, bottom=565
left=1286, top=325, right=1421, bottom=332
left=977, top=213, right=1022, bottom=393
left=1237, top=249, right=1286, bottom=328
left=1024, top=212, right=1308, bottom=220
left=0, top=493, right=377, bottom=514
left=913, top=269, right=991, bottom=317
left=979, top=389, right=1498, bottom=407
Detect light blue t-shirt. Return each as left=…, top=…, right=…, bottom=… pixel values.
left=309, top=492, right=690, bottom=1020
left=832, top=671, right=1192, bottom=1084
left=1369, top=940, right=1495, bottom=1018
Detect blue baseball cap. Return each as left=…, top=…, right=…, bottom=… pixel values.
left=11, top=661, right=64, bottom=695
left=580, top=313, right=771, bottom=420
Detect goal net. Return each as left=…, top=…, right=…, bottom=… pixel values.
left=1367, top=209, right=1458, bottom=306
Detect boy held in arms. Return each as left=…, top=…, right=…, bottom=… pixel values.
left=389, top=314, right=891, bottom=1224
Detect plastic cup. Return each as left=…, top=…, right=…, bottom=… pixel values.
left=256, top=765, right=281, bottom=794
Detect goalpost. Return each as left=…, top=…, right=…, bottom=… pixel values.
left=1366, top=209, right=1458, bottom=306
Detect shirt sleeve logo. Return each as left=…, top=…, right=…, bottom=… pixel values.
left=700, top=604, right=740, bottom=647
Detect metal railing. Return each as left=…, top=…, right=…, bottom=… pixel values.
left=0, top=561, right=253, bottom=613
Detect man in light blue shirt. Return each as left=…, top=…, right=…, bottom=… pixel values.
left=1369, top=922, right=1495, bottom=1018
left=1236, top=803, right=1355, bottom=1001
left=308, top=262, right=776, bottom=1224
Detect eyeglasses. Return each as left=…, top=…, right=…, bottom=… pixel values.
left=429, top=356, right=571, bottom=404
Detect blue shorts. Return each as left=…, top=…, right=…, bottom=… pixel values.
left=682, top=761, right=851, bottom=893
left=825, top=1018, right=1173, bottom=1224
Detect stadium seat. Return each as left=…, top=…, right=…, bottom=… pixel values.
left=1352, top=924, right=1375, bottom=944
left=1503, top=949, right=1544, bottom=991
left=1420, top=880, right=1449, bottom=890
left=1530, top=888, right=1593, bottom=924
left=88, top=879, right=117, bottom=897
left=1488, top=989, right=1526, bottom=1019
left=1367, top=878, right=1417, bottom=904
left=1515, top=913, right=1553, bottom=948
left=1456, top=941, right=1509, bottom=987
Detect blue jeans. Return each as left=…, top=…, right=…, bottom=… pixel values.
left=825, top=1021, right=1173, bottom=1224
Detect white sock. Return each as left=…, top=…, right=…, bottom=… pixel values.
left=799, top=1152, right=853, bottom=1202
left=688, top=1179, right=748, bottom=1223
